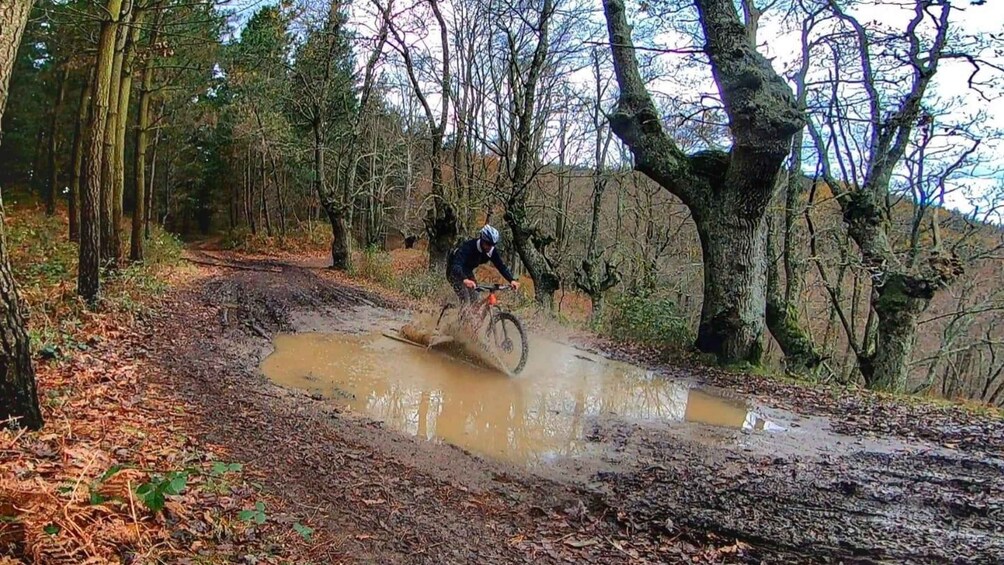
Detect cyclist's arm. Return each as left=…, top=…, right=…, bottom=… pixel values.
left=490, top=250, right=516, bottom=283
left=448, top=245, right=472, bottom=281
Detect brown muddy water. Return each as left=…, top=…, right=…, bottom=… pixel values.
left=261, top=332, right=782, bottom=464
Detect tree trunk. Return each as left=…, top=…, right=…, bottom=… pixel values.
left=602, top=0, right=803, bottom=365
left=114, top=10, right=141, bottom=262
left=0, top=0, right=43, bottom=430
left=268, top=148, right=286, bottom=236
left=45, top=66, right=69, bottom=216
left=101, top=12, right=128, bottom=270
left=424, top=139, right=458, bottom=271
left=692, top=203, right=768, bottom=365
left=131, top=63, right=153, bottom=260
left=505, top=204, right=559, bottom=307
left=765, top=173, right=821, bottom=373
left=312, top=118, right=349, bottom=269
left=862, top=277, right=932, bottom=392
left=575, top=177, right=620, bottom=326
left=145, top=105, right=160, bottom=239
left=134, top=2, right=163, bottom=249
left=69, top=69, right=93, bottom=242
left=259, top=149, right=272, bottom=237
left=80, top=0, right=126, bottom=302
left=326, top=207, right=350, bottom=269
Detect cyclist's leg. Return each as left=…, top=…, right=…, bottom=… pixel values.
left=448, top=275, right=474, bottom=305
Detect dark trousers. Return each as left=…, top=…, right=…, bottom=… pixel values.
left=449, top=274, right=476, bottom=305
left=445, top=247, right=476, bottom=305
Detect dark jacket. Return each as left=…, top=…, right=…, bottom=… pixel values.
left=447, top=238, right=515, bottom=283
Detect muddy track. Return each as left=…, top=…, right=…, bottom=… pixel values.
left=147, top=251, right=1004, bottom=564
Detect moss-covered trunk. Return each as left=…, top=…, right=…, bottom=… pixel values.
left=864, top=278, right=929, bottom=392
left=504, top=203, right=559, bottom=308
left=114, top=10, right=142, bottom=262
left=131, top=59, right=153, bottom=261
left=692, top=202, right=768, bottom=365
left=765, top=172, right=821, bottom=373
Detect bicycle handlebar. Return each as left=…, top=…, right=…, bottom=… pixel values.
left=474, top=283, right=514, bottom=292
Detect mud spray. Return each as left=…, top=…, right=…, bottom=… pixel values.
left=397, top=309, right=514, bottom=376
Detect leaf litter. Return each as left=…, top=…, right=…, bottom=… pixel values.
left=1, top=266, right=323, bottom=564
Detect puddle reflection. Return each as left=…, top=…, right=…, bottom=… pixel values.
left=261, top=332, right=780, bottom=464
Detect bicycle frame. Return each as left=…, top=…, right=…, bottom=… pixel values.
left=437, top=284, right=510, bottom=328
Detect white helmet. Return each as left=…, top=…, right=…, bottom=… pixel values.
left=479, top=224, right=501, bottom=245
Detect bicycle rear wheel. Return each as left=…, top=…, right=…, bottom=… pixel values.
left=487, top=311, right=529, bottom=374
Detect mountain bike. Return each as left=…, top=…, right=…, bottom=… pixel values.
left=436, top=283, right=529, bottom=375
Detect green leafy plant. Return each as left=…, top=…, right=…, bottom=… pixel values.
left=398, top=271, right=444, bottom=300
left=135, top=471, right=189, bottom=512
left=204, top=461, right=244, bottom=495
left=354, top=246, right=395, bottom=285
left=238, top=501, right=267, bottom=525
left=84, top=465, right=128, bottom=505
left=210, top=461, right=243, bottom=476
left=604, top=292, right=693, bottom=349
left=293, top=522, right=314, bottom=541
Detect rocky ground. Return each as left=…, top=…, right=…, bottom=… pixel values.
left=144, top=249, right=1003, bottom=564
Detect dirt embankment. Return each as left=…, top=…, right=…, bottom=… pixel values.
left=147, top=250, right=1004, bottom=564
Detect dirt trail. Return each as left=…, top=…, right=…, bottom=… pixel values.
left=148, top=248, right=1004, bottom=564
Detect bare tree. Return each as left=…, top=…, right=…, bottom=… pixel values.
left=804, top=0, right=999, bottom=391
left=575, top=48, right=621, bottom=323
left=376, top=0, right=459, bottom=270
left=603, top=0, right=804, bottom=364
left=765, top=4, right=825, bottom=374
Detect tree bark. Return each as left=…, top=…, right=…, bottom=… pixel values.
left=131, top=25, right=156, bottom=261
left=101, top=7, right=130, bottom=270
left=45, top=66, right=69, bottom=216
left=311, top=117, right=349, bottom=268
left=259, top=148, right=272, bottom=236
left=500, top=0, right=560, bottom=307
left=144, top=108, right=159, bottom=239
left=575, top=176, right=620, bottom=325
left=115, top=7, right=142, bottom=261
left=575, top=54, right=619, bottom=325
left=766, top=171, right=821, bottom=373
left=692, top=203, right=769, bottom=363
left=69, top=69, right=94, bottom=242
left=425, top=138, right=459, bottom=270
left=381, top=0, right=457, bottom=271
left=602, top=0, right=803, bottom=364
left=0, top=0, right=43, bottom=430
left=764, top=16, right=822, bottom=373
left=80, top=0, right=126, bottom=302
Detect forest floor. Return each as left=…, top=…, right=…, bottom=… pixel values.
left=151, top=247, right=1003, bottom=564
left=3, top=217, right=1003, bottom=563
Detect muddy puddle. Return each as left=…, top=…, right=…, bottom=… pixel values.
left=261, top=332, right=781, bottom=464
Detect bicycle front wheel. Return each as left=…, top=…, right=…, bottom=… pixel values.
left=487, top=311, right=529, bottom=375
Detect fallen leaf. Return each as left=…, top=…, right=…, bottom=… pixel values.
left=564, top=538, right=599, bottom=548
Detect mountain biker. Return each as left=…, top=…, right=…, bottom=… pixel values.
left=446, top=225, right=520, bottom=306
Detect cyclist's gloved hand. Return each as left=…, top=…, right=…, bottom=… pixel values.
left=463, top=279, right=476, bottom=289
left=510, top=280, right=520, bottom=291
